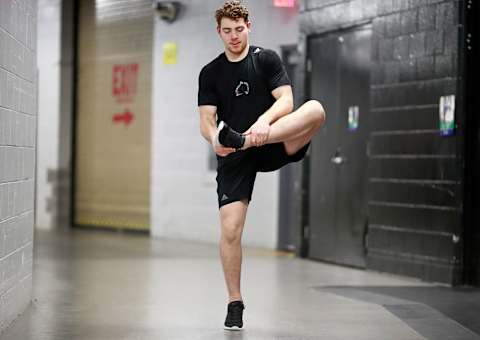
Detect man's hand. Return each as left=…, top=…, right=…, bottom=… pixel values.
left=212, top=133, right=236, bottom=157
left=245, top=118, right=270, bottom=147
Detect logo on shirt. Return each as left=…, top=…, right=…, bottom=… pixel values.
left=235, top=81, right=250, bottom=97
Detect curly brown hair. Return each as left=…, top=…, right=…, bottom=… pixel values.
left=215, top=1, right=249, bottom=26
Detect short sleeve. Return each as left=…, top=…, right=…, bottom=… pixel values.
left=198, top=66, right=218, bottom=106
left=259, top=49, right=291, bottom=91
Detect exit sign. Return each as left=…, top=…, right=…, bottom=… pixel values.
left=274, top=0, right=296, bottom=7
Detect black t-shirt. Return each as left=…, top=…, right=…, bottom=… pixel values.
left=198, top=45, right=291, bottom=134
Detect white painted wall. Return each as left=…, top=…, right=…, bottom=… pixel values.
left=35, top=0, right=61, bottom=230
left=151, top=0, right=299, bottom=248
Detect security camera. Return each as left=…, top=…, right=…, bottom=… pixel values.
left=154, top=1, right=182, bottom=23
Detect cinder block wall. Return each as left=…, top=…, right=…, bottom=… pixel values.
left=299, top=0, right=463, bottom=284
left=367, top=0, right=462, bottom=284
left=0, top=0, right=37, bottom=333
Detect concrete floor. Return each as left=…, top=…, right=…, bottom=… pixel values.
left=1, top=227, right=479, bottom=340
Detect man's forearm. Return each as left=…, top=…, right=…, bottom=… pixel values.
left=200, top=115, right=218, bottom=143
left=257, top=95, right=293, bottom=125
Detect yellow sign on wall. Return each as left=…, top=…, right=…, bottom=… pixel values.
left=163, top=42, right=177, bottom=65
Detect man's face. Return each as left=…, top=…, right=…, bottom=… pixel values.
left=217, top=17, right=251, bottom=55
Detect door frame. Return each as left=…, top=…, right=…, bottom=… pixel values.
left=278, top=44, right=300, bottom=252
left=301, top=21, right=373, bottom=261
left=70, top=0, right=80, bottom=230
left=462, top=0, right=479, bottom=285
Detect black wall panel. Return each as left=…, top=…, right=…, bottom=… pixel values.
left=369, top=158, right=460, bottom=180
left=369, top=204, right=460, bottom=234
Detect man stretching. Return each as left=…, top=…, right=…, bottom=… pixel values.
left=197, top=0, right=325, bottom=331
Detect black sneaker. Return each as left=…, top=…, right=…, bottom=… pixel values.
left=218, top=121, right=245, bottom=150
left=224, top=300, right=245, bottom=331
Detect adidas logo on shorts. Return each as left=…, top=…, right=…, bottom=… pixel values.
left=221, top=194, right=229, bottom=201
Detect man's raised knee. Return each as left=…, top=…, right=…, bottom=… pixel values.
left=306, top=100, right=326, bottom=128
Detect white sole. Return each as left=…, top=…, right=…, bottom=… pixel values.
left=224, top=326, right=243, bottom=331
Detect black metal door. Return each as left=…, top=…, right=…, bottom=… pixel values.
left=308, top=26, right=372, bottom=268
left=308, top=33, right=340, bottom=263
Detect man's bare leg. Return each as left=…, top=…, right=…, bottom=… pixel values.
left=243, top=99, right=326, bottom=155
left=217, top=100, right=324, bottom=303
left=219, top=199, right=249, bottom=302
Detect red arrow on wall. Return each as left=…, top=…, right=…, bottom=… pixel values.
left=113, top=109, right=134, bottom=126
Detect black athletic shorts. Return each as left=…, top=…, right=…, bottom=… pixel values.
left=216, top=141, right=310, bottom=208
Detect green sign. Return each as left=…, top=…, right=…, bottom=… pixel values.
left=439, top=95, right=455, bottom=136
left=348, top=106, right=359, bottom=131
